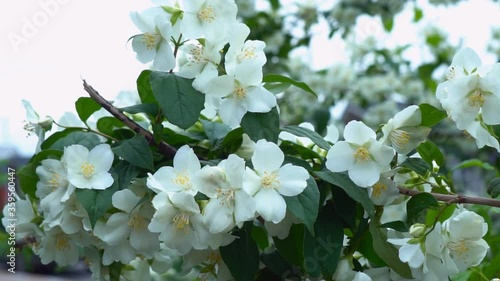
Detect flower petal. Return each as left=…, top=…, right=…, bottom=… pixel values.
left=252, top=140, right=284, bottom=174
left=277, top=164, right=309, bottom=196
left=255, top=188, right=286, bottom=223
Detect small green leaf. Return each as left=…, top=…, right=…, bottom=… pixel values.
left=413, top=7, right=423, bottom=22
left=263, top=74, right=317, bottom=98
left=419, top=104, right=447, bottom=127
left=280, top=141, right=322, bottom=160
left=201, top=120, right=232, bottom=142
left=96, top=117, right=124, bottom=137
left=273, top=224, right=305, bottom=267
left=112, top=135, right=154, bottom=171
left=220, top=223, right=260, bottom=281
left=241, top=107, right=280, bottom=143
left=303, top=203, right=343, bottom=279
left=378, top=220, right=409, bottom=232
left=417, top=140, right=444, bottom=167
left=383, top=17, right=394, bottom=32
left=284, top=155, right=313, bottom=172
left=137, top=70, right=155, bottom=104
left=315, top=171, right=375, bottom=217
left=75, top=97, right=101, bottom=124
left=18, top=163, right=38, bottom=199
left=109, top=261, right=123, bottom=281
left=119, top=103, right=159, bottom=117
left=150, top=72, right=205, bottom=129
left=400, top=157, right=430, bottom=175
left=260, top=252, right=297, bottom=279
left=331, top=186, right=357, bottom=231
left=487, top=178, right=500, bottom=198
left=284, top=177, right=320, bottom=236
left=282, top=125, right=331, bottom=151
left=113, top=161, right=141, bottom=190
left=251, top=224, right=269, bottom=250
left=406, top=193, right=439, bottom=225
left=76, top=172, right=119, bottom=229
left=216, top=127, right=244, bottom=155
left=451, top=159, right=496, bottom=171
left=44, top=131, right=101, bottom=151
left=369, top=220, right=413, bottom=279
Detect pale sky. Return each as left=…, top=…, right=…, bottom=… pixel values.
left=1, top=0, right=499, bottom=157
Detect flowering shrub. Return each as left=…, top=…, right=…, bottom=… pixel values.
left=6, top=1, right=500, bottom=280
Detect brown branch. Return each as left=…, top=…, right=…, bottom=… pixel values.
left=82, top=79, right=177, bottom=160
left=398, top=187, right=500, bottom=208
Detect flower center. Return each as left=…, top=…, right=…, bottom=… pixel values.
left=238, top=46, right=257, bottom=61
left=172, top=170, right=191, bottom=189
left=142, top=32, right=161, bottom=50
left=235, top=84, right=246, bottom=99
left=371, top=182, right=387, bottom=198
left=448, top=239, right=470, bottom=259
left=468, top=89, right=485, bottom=108
left=173, top=212, right=190, bottom=231
left=215, top=188, right=235, bottom=207
left=47, top=170, right=66, bottom=190
left=128, top=213, right=146, bottom=229
left=354, top=147, right=371, bottom=162
left=261, top=171, right=279, bottom=189
left=56, top=235, right=70, bottom=251
left=189, top=46, right=208, bottom=63
left=197, top=5, right=216, bottom=23
left=81, top=162, right=95, bottom=179
left=22, top=121, right=37, bottom=135
left=389, top=129, right=411, bottom=149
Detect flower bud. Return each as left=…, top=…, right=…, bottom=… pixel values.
left=409, top=223, right=426, bottom=238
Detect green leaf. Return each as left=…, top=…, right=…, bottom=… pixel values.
left=29, top=149, right=63, bottom=166
left=303, top=203, right=343, bottom=279
left=378, top=220, right=409, bottom=232
left=315, top=171, right=375, bottom=218
left=260, top=252, right=297, bottom=279
left=383, top=17, right=394, bottom=32
left=263, top=74, right=317, bottom=98
left=150, top=72, right=205, bottom=129
left=369, top=220, right=413, bottom=279
left=18, top=163, right=38, bottom=199
left=400, top=157, right=430, bottom=175
left=280, top=141, right=322, bottom=160
left=264, top=82, right=290, bottom=94
left=75, top=97, right=101, bottom=124
left=137, top=70, right=155, bottom=104
left=96, top=117, right=124, bottom=137
left=284, top=177, right=320, bottom=236
left=215, top=127, right=244, bottom=155
left=221, top=223, right=260, bottom=281
left=419, top=104, right=447, bottom=127
left=282, top=125, right=331, bottom=151
left=273, top=224, right=304, bottom=267
left=44, top=131, right=101, bottom=151
left=417, top=140, right=444, bottom=167
left=451, top=159, right=496, bottom=171
left=406, top=193, right=439, bottom=225
left=413, top=7, right=423, bottom=22
left=76, top=172, right=119, bottom=228
left=109, top=261, right=123, bottom=281
left=113, top=161, right=141, bottom=190
left=331, top=185, right=357, bottom=231
left=112, top=135, right=154, bottom=171
left=201, top=120, right=231, bottom=142
left=251, top=224, right=269, bottom=250
left=241, top=107, right=280, bottom=143
left=284, top=155, right=313, bottom=172
left=487, top=178, right=500, bottom=198
left=119, top=103, right=159, bottom=117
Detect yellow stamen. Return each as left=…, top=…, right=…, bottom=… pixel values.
left=128, top=214, right=145, bottom=229
left=390, top=129, right=411, bottom=149
left=81, top=162, right=95, bottom=179
left=354, top=147, right=370, bottom=162
left=235, top=84, right=246, bottom=99
left=173, top=212, right=190, bottom=231
left=172, top=170, right=191, bottom=189
left=197, top=6, right=216, bottom=23
left=372, top=182, right=387, bottom=198
left=56, top=235, right=70, bottom=251
left=468, top=89, right=485, bottom=108
left=261, top=171, right=280, bottom=189
left=448, top=239, right=470, bottom=259
left=141, top=32, right=161, bottom=50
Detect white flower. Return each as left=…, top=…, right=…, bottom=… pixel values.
left=179, top=0, right=238, bottom=42
left=38, top=227, right=80, bottom=266
left=130, top=9, right=176, bottom=71
left=380, top=105, right=431, bottom=155
left=325, top=121, right=395, bottom=187
left=243, top=140, right=309, bottom=223
left=41, top=195, right=91, bottom=235
left=442, top=206, right=489, bottom=272
left=182, top=249, right=232, bottom=281
left=36, top=158, right=74, bottom=203
left=279, top=122, right=316, bottom=147
left=148, top=192, right=220, bottom=255
left=225, top=22, right=266, bottom=74
left=22, top=99, right=53, bottom=152
left=264, top=211, right=301, bottom=239
left=195, top=154, right=256, bottom=233
left=235, top=133, right=255, bottom=159
left=64, top=144, right=114, bottom=190
left=388, top=237, right=425, bottom=269
left=147, top=145, right=200, bottom=195
left=93, top=189, right=159, bottom=256
left=465, top=119, right=500, bottom=152
left=177, top=40, right=226, bottom=91
left=367, top=176, right=399, bottom=206
left=204, top=61, right=276, bottom=128
left=2, top=196, right=40, bottom=239
left=444, top=47, right=481, bottom=81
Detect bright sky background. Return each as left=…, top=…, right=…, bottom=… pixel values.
left=1, top=0, right=499, bottom=157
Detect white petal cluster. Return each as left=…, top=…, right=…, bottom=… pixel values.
left=436, top=47, right=500, bottom=152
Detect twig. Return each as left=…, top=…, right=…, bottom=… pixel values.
left=398, top=187, right=500, bottom=208
left=82, top=79, right=177, bottom=160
